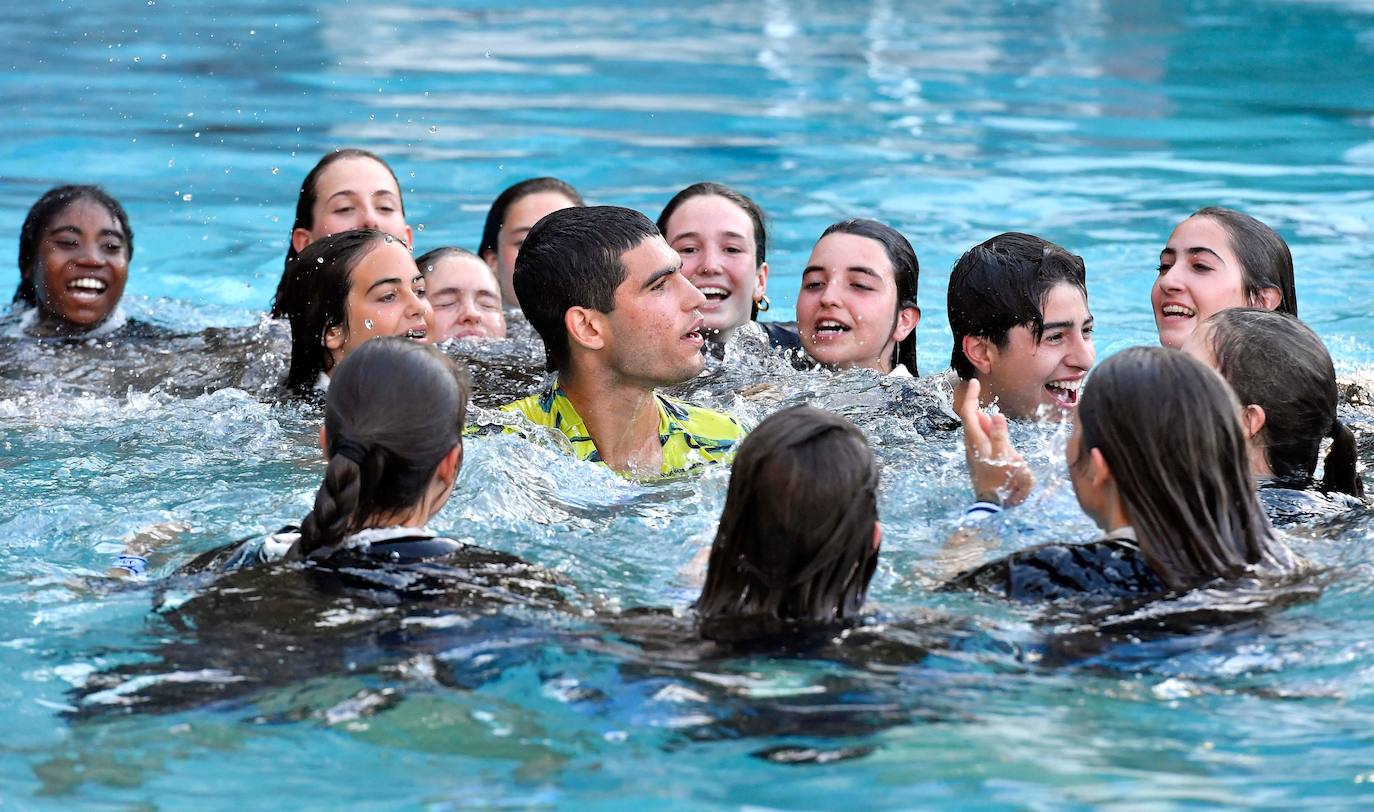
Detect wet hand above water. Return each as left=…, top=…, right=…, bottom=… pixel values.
left=956, top=379, right=1033, bottom=507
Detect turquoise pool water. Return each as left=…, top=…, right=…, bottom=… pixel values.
left=4, top=1, right=1374, bottom=808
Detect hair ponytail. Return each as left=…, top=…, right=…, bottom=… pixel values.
left=1322, top=419, right=1364, bottom=498
left=296, top=454, right=363, bottom=557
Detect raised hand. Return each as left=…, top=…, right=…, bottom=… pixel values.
left=956, top=379, right=1033, bottom=507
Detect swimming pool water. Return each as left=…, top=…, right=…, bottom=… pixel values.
left=5, top=1, right=1374, bottom=808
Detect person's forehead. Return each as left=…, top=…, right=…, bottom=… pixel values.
left=316, top=157, right=398, bottom=195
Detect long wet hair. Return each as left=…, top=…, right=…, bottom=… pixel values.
left=696, top=406, right=880, bottom=623
left=1204, top=308, right=1362, bottom=496
left=656, top=182, right=768, bottom=320
left=13, top=185, right=133, bottom=307
left=295, top=337, right=470, bottom=557
left=285, top=149, right=404, bottom=266
left=272, top=228, right=396, bottom=390
left=817, top=219, right=920, bottom=375
left=1077, top=347, right=1287, bottom=591
left=1191, top=207, right=1297, bottom=317
left=477, top=177, right=585, bottom=260
left=948, top=232, right=1085, bottom=380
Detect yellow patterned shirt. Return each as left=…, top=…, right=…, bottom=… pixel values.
left=500, top=381, right=744, bottom=476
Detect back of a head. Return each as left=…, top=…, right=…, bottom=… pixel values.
left=1192, top=207, right=1297, bottom=317
left=513, top=205, right=660, bottom=372
left=15, top=185, right=134, bottom=307
left=947, top=232, right=1085, bottom=379
left=1078, top=346, right=1281, bottom=590
left=1206, top=308, right=1361, bottom=496
left=297, top=337, right=471, bottom=556
left=479, top=177, right=586, bottom=258
left=697, top=406, right=879, bottom=623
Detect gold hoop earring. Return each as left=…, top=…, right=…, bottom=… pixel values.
left=757, top=294, right=771, bottom=313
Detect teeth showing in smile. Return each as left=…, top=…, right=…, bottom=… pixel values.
left=1046, top=379, right=1081, bottom=403
left=698, top=286, right=729, bottom=301
left=815, top=319, right=850, bottom=333
left=67, top=277, right=107, bottom=294
left=1162, top=304, right=1195, bottom=317
left=405, top=328, right=426, bottom=340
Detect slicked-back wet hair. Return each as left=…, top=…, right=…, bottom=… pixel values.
left=296, top=338, right=470, bottom=557
left=13, top=185, right=133, bottom=307
left=696, top=406, right=880, bottom=622
left=948, top=232, right=1086, bottom=380
left=272, top=228, right=398, bottom=390
left=1191, top=207, right=1297, bottom=317
left=1077, top=347, right=1287, bottom=591
left=285, top=149, right=404, bottom=266
left=657, top=182, right=769, bottom=320
left=478, top=176, right=585, bottom=259
left=415, top=245, right=494, bottom=279
left=1204, top=308, right=1362, bottom=496
left=513, top=205, right=660, bottom=372
left=817, top=218, right=921, bottom=375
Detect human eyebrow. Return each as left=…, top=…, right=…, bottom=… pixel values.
left=1083, top=315, right=1095, bottom=329
left=366, top=277, right=404, bottom=292
left=1186, top=246, right=1225, bottom=263
left=845, top=266, right=882, bottom=280
left=48, top=225, right=82, bottom=237
left=326, top=190, right=360, bottom=202
left=1040, top=320, right=1075, bottom=332
left=98, top=228, right=125, bottom=240
left=642, top=265, right=678, bottom=290
left=802, top=266, right=826, bottom=275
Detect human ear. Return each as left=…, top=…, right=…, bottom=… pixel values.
left=753, top=261, right=770, bottom=300
left=872, top=521, right=882, bottom=554
left=963, top=335, right=995, bottom=375
left=322, top=322, right=346, bottom=352
left=401, top=225, right=414, bottom=251
left=291, top=228, right=314, bottom=254
left=481, top=249, right=498, bottom=272
left=1241, top=404, right=1267, bottom=440
left=1089, top=447, right=1115, bottom=489
left=892, top=305, right=921, bottom=341
left=564, top=306, right=607, bottom=352
left=436, top=442, right=464, bottom=486
left=1254, top=287, right=1282, bottom=311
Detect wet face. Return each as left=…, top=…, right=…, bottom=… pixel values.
left=489, top=191, right=579, bottom=308
left=601, top=236, right=707, bottom=387
left=663, top=194, right=768, bottom=342
left=34, top=198, right=130, bottom=330
left=294, top=157, right=412, bottom=252
left=797, top=232, right=918, bottom=373
left=978, top=283, right=1095, bottom=420
left=1153, top=215, right=1251, bottom=348
left=423, top=253, right=507, bottom=341
left=324, top=239, right=433, bottom=371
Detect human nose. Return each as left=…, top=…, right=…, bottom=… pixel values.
left=680, top=273, right=707, bottom=310
left=818, top=278, right=842, bottom=307
left=1067, top=331, right=1095, bottom=370
left=1157, top=264, right=1184, bottom=294
left=454, top=296, right=481, bottom=324
left=74, top=240, right=103, bottom=265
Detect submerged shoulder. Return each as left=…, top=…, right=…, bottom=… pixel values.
left=659, top=395, right=745, bottom=441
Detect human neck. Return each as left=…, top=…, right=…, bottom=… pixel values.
left=29, top=310, right=102, bottom=338
left=1247, top=442, right=1274, bottom=480
left=559, top=363, right=664, bottom=476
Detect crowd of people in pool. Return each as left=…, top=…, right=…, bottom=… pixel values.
left=6, top=146, right=1367, bottom=633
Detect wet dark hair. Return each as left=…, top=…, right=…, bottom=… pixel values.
left=285, top=149, right=404, bottom=266
left=948, top=232, right=1086, bottom=380
left=813, top=219, right=920, bottom=375
left=13, top=185, right=133, bottom=307
left=1191, top=207, right=1297, bottom=317
left=1077, top=347, right=1287, bottom=591
left=656, top=182, right=768, bottom=320
left=295, top=337, right=470, bottom=557
left=697, top=406, right=879, bottom=622
left=415, top=245, right=490, bottom=276
left=513, top=205, right=659, bottom=373
left=1204, top=308, right=1362, bottom=496
left=477, top=177, right=585, bottom=260
left=271, top=228, right=400, bottom=390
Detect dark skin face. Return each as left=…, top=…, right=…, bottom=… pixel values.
left=33, top=199, right=130, bottom=334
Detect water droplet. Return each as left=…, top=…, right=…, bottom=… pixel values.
left=428, top=125, right=437, bottom=134
left=364, top=320, right=374, bottom=330
left=271, top=167, right=279, bottom=175
left=187, top=112, right=194, bottom=118
left=160, top=53, right=167, bottom=60
left=182, top=193, right=192, bottom=202
left=416, top=224, right=425, bottom=231
left=316, top=257, right=324, bottom=264
left=167, top=159, right=175, bottom=167
left=193, top=132, right=200, bottom=138
left=133, top=56, right=141, bottom=63
left=383, top=235, right=394, bottom=244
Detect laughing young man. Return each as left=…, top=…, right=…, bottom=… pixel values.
left=946, top=232, right=1095, bottom=421
left=502, top=205, right=744, bottom=477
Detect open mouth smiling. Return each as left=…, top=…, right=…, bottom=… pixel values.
left=1046, top=378, right=1082, bottom=407
left=66, top=276, right=109, bottom=300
